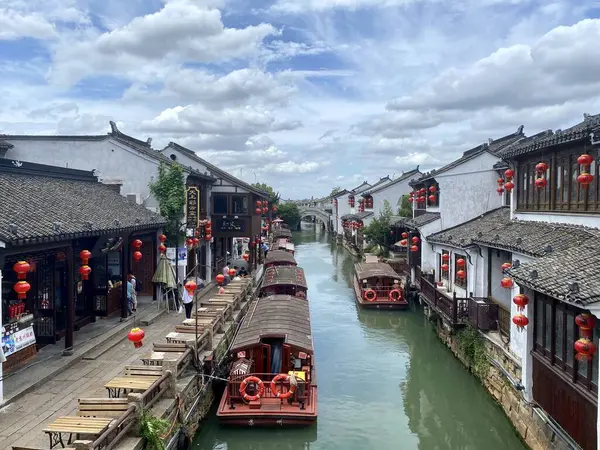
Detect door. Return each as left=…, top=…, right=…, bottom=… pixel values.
left=53, top=262, right=68, bottom=339
left=261, top=343, right=271, bottom=374
left=282, top=344, right=292, bottom=374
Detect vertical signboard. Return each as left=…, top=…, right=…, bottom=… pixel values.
left=185, top=187, right=200, bottom=229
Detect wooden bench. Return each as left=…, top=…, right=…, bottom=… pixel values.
left=141, top=351, right=185, bottom=366
left=42, top=416, right=112, bottom=449
left=165, top=332, right=197, bottom=345
left=195, top=304, right=231, bottom=321
left=104, top=376, right=157, bottom=398
left=201, top=299, right=234, bottom=319
left=124, top=365, right=163, bottom=378
left=78, top=398, right=129, bottom=418
left=182, top=315, right=223, bottom=334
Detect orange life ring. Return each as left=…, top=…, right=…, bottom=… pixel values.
left=270, top=374, right=297, bottom=399
left=239, top=376, right=265, bottom=402
left=363, top=289, right=376, bottom=302
left=389, top=289, right=402, bottom=301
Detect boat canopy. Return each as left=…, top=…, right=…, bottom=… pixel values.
left=355, top=262, right=400, bottom=281
left=262, top=266, right=307, bottom=288
left=265, top=249, right=297, bottom=266
left=231, top=295, right=313, bottom=353
left=273, top=228, right=292, bottom=239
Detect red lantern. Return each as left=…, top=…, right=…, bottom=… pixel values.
left=513, top=294, right=529, bottom=311
left=410, top=245, right=419, bottom=252
left=255, top=207, right=262, bottom=215
left=504, top=169, right=514, bottom=178
left=401, top=232, right=408, bottom=239
left=575, top=313, right=596, bottom=338
left=132, top=239, right=143, bottom=249
left=158, top=244, right=167, bottom=253
left=216, top=274, right=225, bottom=285
left=428, top=185, right=437, bottom=193
left=441, top=253, right=450, bottom=262
left=501, top=277, right=513, bottom=289
left=79, top=265, right=92, bottom=281
left=192, top=237, right=199, bottom=246
left=272, top=205, right=278, bottom=212
left=428, top=195, right=436, bottom=203
left=205, top=220, right=211, bottom=228
left=420, top=196, right=427, bottom=203
left=456, top=258, right=465, bottom=267
left=228, top=268, right=236, bottom=277
left=512, top=314, right=529, bottom=331
left=577, top=172, right=594, bottom=186
left=420, top=188, right=426, bottom=195
left=13, top=280, right=31, bottom=300
left=497, top=178, right=504, bottom=184
left=411, top=236, right=420, bottom=244
left=133, top=251, right=142, bottom=262
left=535, top=162, right=548, bottom=173
left=535, top=177, right=547, bottom=189
left=408, top=198, right=414, bottom=203
left=127, top=327, right=145, bottom=349
left=575, top=338, right=596, bottom=361
left=441, top=263, right=449, bottom=271
left=205, top=234, right=212, bottom=241
left=262, top=200, right=268, bottom=207
left=159, top=234, right=167, bottom=243
left=504, top=181, right=515, bottom=192
left=186, top=238, right=193, bottom=247
left=456, top=270, right=466, bottom=279
left=13, top=261, right=30, bottom=280
left=79, top=250, right=91, bottom=265
left=185, top=280, right=197, bottom=294
left=496, top=187, right=504, bottom=195
left=399, top=239, right=408, bottom=246
left=242, top=254, right=249, bottom=261
left=262, top=207, right=268, bottom=214
left=501, top=262, right=512, bottom=271
left=577, top=154, right=594, bottom=166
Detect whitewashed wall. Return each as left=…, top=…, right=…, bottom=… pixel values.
left=335, top=193, right=352, bottom=235
left=371, top=177, right=415, bottom=217
left=436, top=152, right=504, bottom=230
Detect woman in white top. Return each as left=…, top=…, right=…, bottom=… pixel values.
left=182, top=283, right=194, bottom=319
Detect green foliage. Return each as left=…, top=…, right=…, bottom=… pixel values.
left=361, top=200, right=394, bottom=256
left=456, top=325, right=490, bottom=379
left=149, top=162, right=186, bottom=245
left=139, top=410, right=170, bottom=450
left=329, top=186, right=342, bottom=197
left=276, top=202, right=301, bottom=228
left=397, top=195, right=412, bottom=218
left=252, top=182, right=280, bottom=204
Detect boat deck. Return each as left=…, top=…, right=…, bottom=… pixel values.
left=353, top=276, right=408, bottom=309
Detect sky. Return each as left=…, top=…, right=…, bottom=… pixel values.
left=1, top=0, right=600, bottom=199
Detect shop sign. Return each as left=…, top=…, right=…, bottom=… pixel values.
left=185, top=187, right=200, bottom=228
left=1, top=321, right=36, bottom=358
left=216, top=218, right=246, bottom=232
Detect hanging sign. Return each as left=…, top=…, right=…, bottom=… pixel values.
left=1, top=320, right=36, bottom=358
left=185, top=187, right=200, bottom=229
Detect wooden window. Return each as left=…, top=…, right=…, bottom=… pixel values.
left=517, top=146, right=600, bottom=213
left=533, top=292, right=598, bottom=395
left=454, top=254, right=467, bottom=288
left=439, top=250, right=449, bottom=280
left=213, top=195, right=228, bottom=215
left=231, top=195, right=248, bottom=214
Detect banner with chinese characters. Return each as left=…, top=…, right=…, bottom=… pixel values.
left=185, top=187, right=200, bottom=228
left=1, top=320, right=36, bottom=358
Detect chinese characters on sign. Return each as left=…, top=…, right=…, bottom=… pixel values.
left=217, top=218, right=245, bottom=232
left=185, top=187, right=200, bottom=229
left=1, top=321, right=37, bottom=358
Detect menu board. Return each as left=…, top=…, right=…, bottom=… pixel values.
left=1, top=319, right=36, bottom=358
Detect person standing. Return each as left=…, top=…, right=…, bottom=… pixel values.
left=128, top=272, right=137, bottom=312
left=222, top=261, right=231, bottom=285
left=181, top=281, right=194, bottom=319
left=126, top=278, right=134, bottom=316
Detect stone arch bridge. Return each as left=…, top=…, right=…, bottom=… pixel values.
left=297, top=206, right=333, bottom=231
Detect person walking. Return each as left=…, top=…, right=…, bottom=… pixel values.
left=126, top=278, right=134, bottom=316
left=128, top=272, right=138, bottom=312
left=182, top=281, right=194, bottom=319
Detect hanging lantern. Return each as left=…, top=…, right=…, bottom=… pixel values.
left=504, top=181, right=515, bottom=192
left=205, top=234, right=212, bottom=241
left=504, top=169, right=514, bottom=178
left=512, top=314, right=529, bottom=331
left=535, top=162, right=548, bottom=174
left=242, top=254, right=249, bottom=261
left=13, top=261, right=30, bottom=280
left=216, top=274, right=225, bottom=285
left=501, top=262, right=512, bottom=271
left=456, top=270, right=466, bottom=279
left=186, top=238, right=193, bottom=247
left=411, top=236, right=420, bottom=244
left=497, top=178, right=504, bottom=184
left=159, top=234, right=167, bottom=243
left=575, top=338, right=596, bottom=361
left=496, top=187, right=504, bottom=195
left=577, top=172, right=594, bottom=187
left=79, top=265, right=92, bottom=281
left=441, top=263, right=449, bottom=271
left=13, top=280, right=31, bottom=300
left=193, top=237, right=200, bottom=246
left=184, top=280, right=197, bottom=295
left=229, top=268, right=236, bottom=277
left=535, top=177, right=547, bottom=189
left=79, top=250, right=92, bottom=265
left=132, top=239, right=143, bottom=250
left=132, top=251, right=142, bottom=262
left=441, top=253, right=450, bottom=263
left=158, top=244, right=167, bottom=253
left=262, top=207, right=268, bottom=214
left=272, top=205, right=278, bottom=212
left=500, top=277, right=514, bottom=289
left=513, top=294, right=529, bottom=311
left=456, top=258, right=465, bottom=267
left=127, top=327, right=145, bottom=349
left=401, top=232, right=408, bottom=239
left=262, top=200, right=267, bottom=207
left=577, top=154, right=594, bottom=166
left=428, top=185, right=437, bottom=193
left=255, top=207, right=262, bottom=215
left=399, top=239, right=408, bottom=246
left=428, top=194, right=436, bottom=203
left=408, top=197, right=414, bottom=203
left=410, top=245, right=419, bottom=252
left=256, top=200, right=262, bottom=207
left=205, top=220, right=211, bottom=228
left=575, top=313, right=596, bottom=338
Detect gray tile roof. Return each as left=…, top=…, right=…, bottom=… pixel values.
left=361, top=176, right=392, bottom=195
left=507, top=242, right=600, bottom=305
left=426, top=207, right=598, bottom=257
left=500, top=113, right=600, bottom=159
left=407, top=212, right=440, bottom=229
left=351, top=181, right=371, bottom=193
left=0, top=160, right=167, bottom=245
left=367, top=168, right=422, bottom=195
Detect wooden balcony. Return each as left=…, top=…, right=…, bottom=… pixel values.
left=419, top=275, right=469, bottom=326
left=387, top=259, right=409, bottom=275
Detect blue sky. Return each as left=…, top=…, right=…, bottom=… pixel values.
left=1, top=0, right=600, bottom=198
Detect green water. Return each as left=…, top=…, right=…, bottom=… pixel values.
left=193, top=229, right=526, bottom=450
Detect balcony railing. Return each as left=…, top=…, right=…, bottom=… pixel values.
left=227, top=372, right=312, bottom=406
left=419, top=275, right=469, bottom=325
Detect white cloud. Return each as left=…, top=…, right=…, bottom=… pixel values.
left=0, top=9, right=57, bottom=40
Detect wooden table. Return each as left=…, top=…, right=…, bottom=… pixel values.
left=141, top=351, right=185, bottom=366
left=43, top=416, right=112, bottom=448
left=104, top=376, right=157, bottom=398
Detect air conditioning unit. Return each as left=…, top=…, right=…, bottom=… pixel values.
left=468, top=297, right=499, bottom=331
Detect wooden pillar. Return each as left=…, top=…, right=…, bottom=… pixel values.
left=152, top=231, right=158, bottom=301
left=121, top=237, right=130, bottom=320
left=64, top=244, right=75, bottom=355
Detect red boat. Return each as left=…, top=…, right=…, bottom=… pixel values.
left=259, top=266, right=307, bottom=299
left=217, top=295, right=317, bottom=426
left=353, top=261, right=407, bottom=309
left=264, top=249, right=298, bottom=268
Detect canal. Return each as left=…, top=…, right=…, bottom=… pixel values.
left=193, top=228, right=527, bottom=450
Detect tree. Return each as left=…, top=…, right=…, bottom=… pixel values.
left=329, top=186, right=342, bottom=197
left=149, top=162, right=186, bottom=246
left=397, top=195, right=412, bottom=218
left=252, top=182, right=281, bottom=204
left=276, top=202, right=301, bottom=229
left=362, top=200, right=395, bottom=256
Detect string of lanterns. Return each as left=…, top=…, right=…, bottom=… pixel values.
left=79, top=249, right=92, bottom=281
left=534, top=161, right=548, bottom=189
left=428, top=185, right=437, bottom=205
left=11, top=261, right=31, bottom=317
left=132, top=239, right=143, bottom=262
left=496, top=177, right=504, bottom=196
left=456, top=257, right=466, bottom=279
left=504, top=169, right=515, bottom=193
left=158, top=233, right=167, bottom=254
left=577, top=153, right=594, bottom=188
left=358, top=199, right=365, bottom=213
left=348, top=195, right=355, bottom=207
left=574, top=313, right=596, bottom=361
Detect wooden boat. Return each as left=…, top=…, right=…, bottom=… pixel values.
left=353, top=261, right=407, bottom=309
left=217, top=295, right=317, bottom=426
left=259, top=266, right=307, bottom=299
left=272, top=228, right=292, bottom=241
left=265, top=249, right=298, bottom=268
